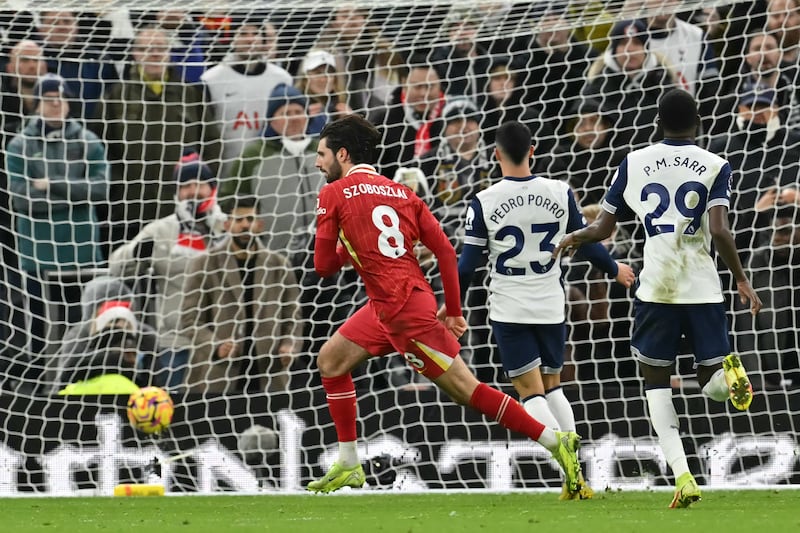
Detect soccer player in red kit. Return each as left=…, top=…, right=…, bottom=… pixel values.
left=307, top=114, right=582, bottom=494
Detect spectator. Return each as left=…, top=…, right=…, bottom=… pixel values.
left=6, top=74, right=108, bottom=356
left=57, top=299, right=141, bottom=388
left=154, top=10, right=209, bottom=83
left=92, top=25, right=221, bottom=248
left=314, top=4, right=402, bottom=112
left=739, top=31, right=800, bottom=128
left=296, top=49, right=352, bottom=136
left=108, top=151, right=227, bottom=380
left=736, top=204, right=800, bottom=389
left=1, top=40, right=47, bottom=146
left=38, top=10, right=118, bottom=121
left=257, top=19, right=281, bottom=66
left=223, top=83, right=322, bottom=259
left=430, top=12, right=491, bottom=101
left=548, top=99, right=624, bottom=206
left=180, top=196, right=301, bottom=394
left=641, top=0, right=721, bottom=135
left=53, top=276, right=162, bottom=390
left=581, top=20, right=675, bottom=151
left=369, top=55, right=446, bottom=180
left=0, top=40, right=47, bottom=356
left=477, top=57, right=526, bottom=148
left=201, top=14, right=292, bottom=174
left=642, top=0, right=720, bottom=97
left=707, top=85, right=800, bottom=259
left=510, top=7, right=597, bottom=136
left=766, top=0, right=800, bottom=67
left=418, top=98, right=492, bottom=248
left=222, top=84, right=357, bottom=360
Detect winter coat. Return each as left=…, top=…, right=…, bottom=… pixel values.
left=6, top=117, right=108, bottom=272
left=180, top=239, right=301, bottom=393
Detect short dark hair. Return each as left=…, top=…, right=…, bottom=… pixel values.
left=658, top=89, right=698, bottom=134
left=319, top=114, right=381, bottom=165
left=221, top=194, right=259, bottom=214
left=495, top=121, right=532, bottom=165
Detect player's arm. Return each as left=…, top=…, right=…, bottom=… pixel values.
left=566, top=190, right=635, bottom=288
left=457, top=198, right=489, bottom=301
left=707, top=163, right=762, bottom=315
left=555, top=160, right=628, bottom=257
left=419, top=203, right=466, bottom=338
left=313, top=187, right=347, bottom=277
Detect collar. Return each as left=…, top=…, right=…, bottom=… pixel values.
left=661, top=139, right=695, bottom=146
left=345, top=164, right=380, bottom=177
left=503, top=175, right=536, bottom=182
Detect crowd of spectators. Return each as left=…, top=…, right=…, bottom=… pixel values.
left=0, top=2, right=798, bottom=394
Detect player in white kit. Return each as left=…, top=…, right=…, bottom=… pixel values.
left=456, top=121, right=635, bottom=499
left=555, top=89, right=762, bottom=508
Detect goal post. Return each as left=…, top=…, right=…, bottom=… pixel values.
left=0, top=0, right=797, bottom=495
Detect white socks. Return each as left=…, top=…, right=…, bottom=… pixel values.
left=523, top=394, right=560, bottom=430
left=702, top=368, right=730, bottom=402
left=338, top=441, right=359, bottom=468
left=546, top=387, right=576, bottom=432
left=645, top=387, right=690, bottom=478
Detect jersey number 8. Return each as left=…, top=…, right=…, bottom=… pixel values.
left=372, top=205, right=407, bottom=258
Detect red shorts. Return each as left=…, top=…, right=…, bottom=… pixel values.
left=338, top=289, right=462, bottom=379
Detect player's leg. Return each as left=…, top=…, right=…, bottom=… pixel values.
left=308, top=304, right=392, bottom=493
left=633, top=301, right=700, bottom=508
left=496, top=321, right=593, bottom=498
left=533, top=324, right=594, bottom=500
left=385, top=292, right=581, bottom=492
left=687, top=303, right=753, bottom=410
left=491, top=321, right=559, bottom=430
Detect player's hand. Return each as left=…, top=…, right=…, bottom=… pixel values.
left=335, top=243, right=351, bottom=267
left=444, top=315, right=467, bottom=339
left=436, top=304, right=447, bottom=322
left=737, top=280, right=763, bottom=316
left=614, top=261, right=635, bottom=288
left=553, top=233, right=578, bottom=258
left=32, top=178, right=49, bottom=191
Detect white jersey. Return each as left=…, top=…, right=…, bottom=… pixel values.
left=602, top=140, right=731, bottom=304
left=464, top=176, right=574, bottom=323
left=202, top=61, right=292, bottom=165
left=647, top=19, right=717, bottom=96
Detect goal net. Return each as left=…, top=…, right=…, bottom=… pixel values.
left=0, top=0, right=797, bottom=495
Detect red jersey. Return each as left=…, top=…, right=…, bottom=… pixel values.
left=315, top=164, right=461, bottom=321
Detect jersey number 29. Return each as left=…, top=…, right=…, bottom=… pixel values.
left=642, top=181, right=708, bottom=237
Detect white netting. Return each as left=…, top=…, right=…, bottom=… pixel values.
left=0, top=0, right=797, bottom=495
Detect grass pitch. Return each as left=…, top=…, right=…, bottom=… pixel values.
left=5, top=490, right=799, bottom=533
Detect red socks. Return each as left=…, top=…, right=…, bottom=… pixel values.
left=322, top=374, right=357, bottom=442
left=469, top=382, right=545, bottom=441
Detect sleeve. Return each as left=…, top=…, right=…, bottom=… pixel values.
left=48, top=133, right=109, bottom=203
left=180, top=256, right=216, bottom=363
left=6, top=138, right=52, bottom=216
left=601, top=157, right=630, bottom=217
left=418, top=202, right=461, bottom=316
left=459, top=198, right=489, bottom=300
left=707, top=161, right=732, bottom=209
left=313, top=185, right=345, bottom=277
left=277, top=258, right=303, bottom=348
left=572, top=244, right=618, bottom=277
